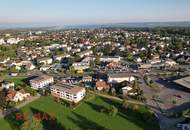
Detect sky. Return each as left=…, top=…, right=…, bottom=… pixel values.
left=0, top=0, right=190, bottom=26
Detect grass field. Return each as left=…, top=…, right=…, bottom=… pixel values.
left=0, top=96, right=160, bottom=130
left=3, top=75, right=28, bottom=86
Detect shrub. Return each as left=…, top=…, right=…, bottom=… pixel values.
left=109, top=105, right=118, bottom=117
left=132, top=104, right=139, bottom=111
left=122, top=100, right=129, bottom=109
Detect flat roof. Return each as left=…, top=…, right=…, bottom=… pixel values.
left=51, top=83, right=85, bottom=94
left=30, top=75, right=53, bottom=82
left=108, top=72, right=132, bottom=78
left=174, top=76, right=190, bottom=89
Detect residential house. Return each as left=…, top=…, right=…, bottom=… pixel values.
left=50, top=83, right=86, bottom=103
left=100, top=56, right=121, bottom=63
left=122, top=86, right=133, bottom=95
left=40, top=65, right=51, bottom=71
left=6, top=89, right=30, bottom=102
left=138, top=63, right=152, bottom=69
left=82, top=76, right=92, bottom=83
left=54, top=55, right=65, bottom=61
left=7, top=38, right=23, bottom=44
left=72, top=61, right=90, bottom=70
left=164, top=59, right=177, bottom=68
left=21, top=61, right=36, bottom=70
left=96, top=80, right=110, bottom=91
left=38, top=57, right=53, bottom=65
left=1, top=81, right=15, bottom=89
left=149, top=55, right=161, bottom=65
left=0, top=39, right=5, bottom=45
left=78, top=50, right=93, bottom=58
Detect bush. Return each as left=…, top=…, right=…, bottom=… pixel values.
left=142, top=111, right=155, bottom=124
left=109, top=105, right=118, bottom=117
left=132, top=104, right=139, bottom=111
left=122, top=100, right=129, bottom=109
left=23, top=87, right=37, bottom=96
left=84, top=93, right=96, bottom=102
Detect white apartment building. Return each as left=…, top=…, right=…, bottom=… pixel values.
left=50, top=83, right=86, bottom=103
left=30, top=75, right=54, bottom=90
left=78, top=50, right=93, bottom=58
left=0, top=39, right=5, bottom=45
left=100, top=56, right=121, bottom=63
left=7, top=38, right=23, bottom=44
left=108, top=73, right=135, bottom=83
left=38, top=58, right=53, bottom=65
left=72, top=61, right=90, bottom=70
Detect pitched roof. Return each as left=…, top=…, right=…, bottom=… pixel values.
left=96, top=81, right=110, bottom=89
left=6, top=89, right=17, bottom=100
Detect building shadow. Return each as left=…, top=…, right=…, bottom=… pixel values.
left=4, top=107, right=24, bottom=130
left=21, top=76, right=38, bottom=85
left=164, top=101, right=190, bottom=113
left=98, top=96, right=159, bottom=130
left=155, top=76, right=190, bottom=93
left=86, top=102, right=108, bottom=113
left=68, top=112, right=108, bottom=130
left=30, top=107, right=66, bottom=130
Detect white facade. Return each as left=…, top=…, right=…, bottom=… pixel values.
left=72, top=62, right=90, bottom=70
left=7, top=38, right=23, bottom=44
left=38, top=58, right=53, bottom=65
left=40, top=66, right=50, bottom=71
left=54, top=55, right=64, bottom=61
left=0, top=39, right=5, bottom=45
left=78, top=50, right=93, bottom=58
left=108, top=73, right=135, bottom=83
left=164, top=60, right=177, bottom=67
left=100, top=56, right=121, bottom=62
left=50, top=84, right=86, bottom=103
left=13, top=92, right=30, bottom=102
left=30, top=75, right=54, bottom=90
left=1, top=82, right=15, bottom=89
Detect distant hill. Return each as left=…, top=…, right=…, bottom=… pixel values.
left=64, top=21, right=190, bottom=29
left=1, top=21, right=190, bottom=30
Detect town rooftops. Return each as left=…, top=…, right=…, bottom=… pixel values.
left=79, top=50, right=92, bottom=54
left=51, top=83, right=85, bottom=94
left=174, top=76, right=190, bottom=89
left=37, top=57, right=52, bottom=61
left=101, top=56, right=120, bottom=59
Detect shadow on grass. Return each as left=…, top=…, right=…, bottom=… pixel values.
left=4, top=107, right=24, bottom=130
left=3, top=106, right=67, bottom=130
left=21, top=76, right=38, bottom=85
left=68, top=112, right=108, bottom=130
left=86, top=102, right=108, bottom=113
left=30, top=107, right=66, bottom=130
left=95, top=96, right=160, bottom=130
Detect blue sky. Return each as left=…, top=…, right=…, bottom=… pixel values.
left=0, top=0, right=190, bottom=25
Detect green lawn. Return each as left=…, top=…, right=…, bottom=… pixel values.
left=3, top=75, right=28, bottom=86
left=0, top=96, right=160, bottom=130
